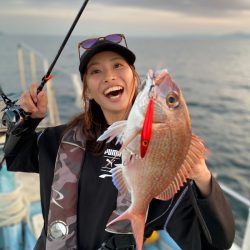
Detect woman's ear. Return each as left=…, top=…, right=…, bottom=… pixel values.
left=86, top=87, right=93, bottom=100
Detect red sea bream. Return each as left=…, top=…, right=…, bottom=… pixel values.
left=98, top=69, right=206, bottom=250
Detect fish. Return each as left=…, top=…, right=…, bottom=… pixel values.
left=97, top=69, right=206, bottom=250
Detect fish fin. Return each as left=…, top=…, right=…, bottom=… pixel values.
left=119, top=129, right=141, bottom=154
left=111, top=164, right=129, bottom=194
left=155, top=134, right=206, bottom=201
left=106, top=209, right=146, bottom=250
left=97, top=120, right=127, bottom=143
left=98, top=120, right=140, bottom=148
left=155, top=183, right=176, bottom=201
left=105, top=192, right=132, bottom=234
left=105, top=211, right=133, bottom=234
left=148, top=69, right=154, bottom=79
left=185, top=134, right=206, bottom=168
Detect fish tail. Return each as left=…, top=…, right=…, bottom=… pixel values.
left=130, top=213, right=145, bottom=250
left=107, top=210, right=146, bottom=250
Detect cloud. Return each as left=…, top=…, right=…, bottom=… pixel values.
left=98, top=0, right=250, bottom=17
left=2, top=0, right=250, bottom=17
left=0, top=0, right=250, bottom=36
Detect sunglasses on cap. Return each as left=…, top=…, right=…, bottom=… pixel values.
left=77, top=34, right=128, bottom=60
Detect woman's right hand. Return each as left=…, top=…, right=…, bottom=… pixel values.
left=19, top=83, right=48, bottom=119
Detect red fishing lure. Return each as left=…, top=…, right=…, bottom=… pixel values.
left=140, top=98, right=154, bottom=158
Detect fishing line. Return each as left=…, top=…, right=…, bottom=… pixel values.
left=37, top=0, right=90, bottom=93
left=188, top=180, right=212, bottom=244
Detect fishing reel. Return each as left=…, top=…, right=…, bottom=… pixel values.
left=1, top=90, right=30, bottom=136
left=0, top=88, right=32, bottom=156
left=2, top=103, right=30, bottom=136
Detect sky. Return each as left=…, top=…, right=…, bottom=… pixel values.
left=0, top=0, right=250, bottom=37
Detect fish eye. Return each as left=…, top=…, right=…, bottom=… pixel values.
left=166, top=92, right=179, bottom=108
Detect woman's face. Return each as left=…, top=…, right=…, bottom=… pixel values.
left=84, top=51, right=137, bottom=124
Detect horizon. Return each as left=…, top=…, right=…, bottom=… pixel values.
left=1, top=31, right=250, bottom=39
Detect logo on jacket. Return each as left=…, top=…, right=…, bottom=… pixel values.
left=51, top=187, right=64, bottom=208
left=99, top=148, right=121, bottom=179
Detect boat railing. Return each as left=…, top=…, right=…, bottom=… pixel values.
left=17, top=42, right=60, bottom=126
left=16, top=42, right=83, bottom=127
left=0, top=42, right=83, bottom=144
left=219, top=182, right=250, bottom=250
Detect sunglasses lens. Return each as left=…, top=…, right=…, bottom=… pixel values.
left=78, top=34, right=125, bottom=59
left=81, top=38, right=98, bottom=49
left=105, top=34, right=122, bottom=43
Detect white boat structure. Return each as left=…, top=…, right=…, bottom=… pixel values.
left=0, top=43, right=249, bottom=250
left=219, top=182, right=250, bottom=250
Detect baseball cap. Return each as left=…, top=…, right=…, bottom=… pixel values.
left=79, top=40, right=136, bottom=79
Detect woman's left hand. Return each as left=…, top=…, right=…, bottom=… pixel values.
left=189, top=158, right=212, bottom=197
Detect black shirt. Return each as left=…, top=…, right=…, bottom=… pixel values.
left=78, top=143, right=121, bottom=249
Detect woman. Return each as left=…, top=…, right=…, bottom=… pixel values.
left=4, top=34, right=235, bottom=250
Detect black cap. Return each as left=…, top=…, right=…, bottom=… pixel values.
left=79, top=40, right=136, bottom=79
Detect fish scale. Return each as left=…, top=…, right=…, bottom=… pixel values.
left=98, top=69, right=206, bottom=250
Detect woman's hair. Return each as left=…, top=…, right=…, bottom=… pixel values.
left=64, top=65, right=140, bottom=154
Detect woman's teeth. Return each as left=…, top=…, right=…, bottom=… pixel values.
left=104, top=86, right=124, bottom=97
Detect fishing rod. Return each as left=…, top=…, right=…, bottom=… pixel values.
left=0, top=0, right=90, bottom=157
left=38, top=0, right=90, bottom=93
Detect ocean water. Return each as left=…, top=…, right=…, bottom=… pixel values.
left=0, top=34, right=250, bottom=245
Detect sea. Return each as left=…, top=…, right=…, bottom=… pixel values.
left=0, top=33, right=250, bottom=246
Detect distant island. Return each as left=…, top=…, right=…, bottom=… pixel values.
left=220, top=32, right=250, bottom=39
left=154, top=32, right=250, bottom=40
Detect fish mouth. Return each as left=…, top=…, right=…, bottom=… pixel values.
left=104, top=85, right=124, bottom=99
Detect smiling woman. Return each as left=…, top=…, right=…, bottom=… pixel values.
left=84, top=50, right=136, bottom=124
left=3, top=34, right=235, bottom=250
left=75, top=36, right=139, bottom=148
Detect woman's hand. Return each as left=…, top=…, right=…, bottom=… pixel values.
left=189, top=158, right=212, bottom=198
left=19, top=83, right=48, bottom=119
